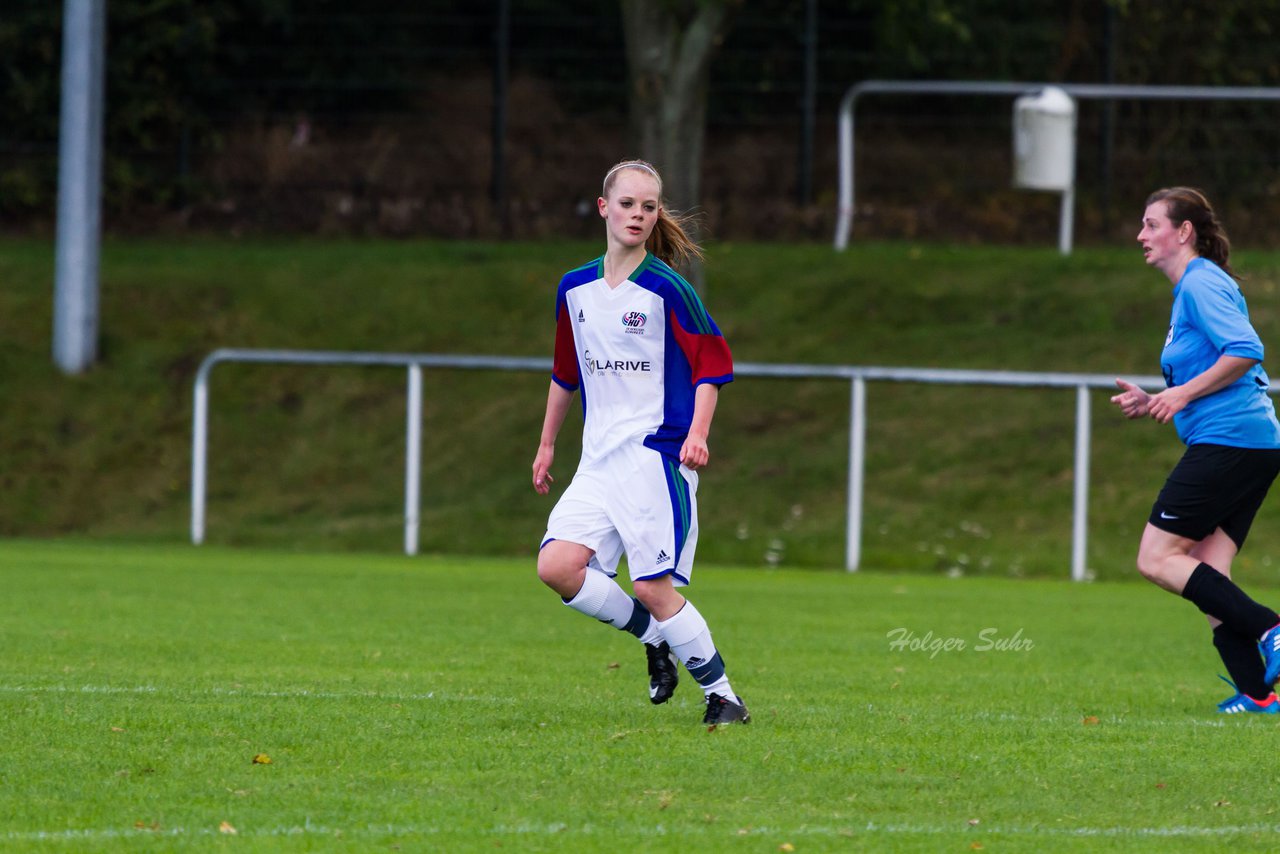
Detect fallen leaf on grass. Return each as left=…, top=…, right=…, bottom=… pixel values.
left=252, top=753, right=272, bottom=765
left=218, top=821, right=237, bottom=835
left=607, top=662, right=620, bottom=670
left=1215, top=800, right=1232, bottom=808
left=1082, top=715, right=1100, bottom=725
left=779, top=844, right=796, bottom=852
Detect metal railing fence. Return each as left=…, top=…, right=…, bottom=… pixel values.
left=834, top=80, right=1280, bottom=251
left=190, top=347, right=1172, bottom=579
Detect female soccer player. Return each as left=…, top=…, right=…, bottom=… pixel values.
left=531, top=159, right=749, bottom=726
left=1111, top=187, right=1280, bottom=714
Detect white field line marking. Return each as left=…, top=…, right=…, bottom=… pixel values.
left=0, top=685, right=1235, bottom=725
left=7, top=820, right=1280, bottom=843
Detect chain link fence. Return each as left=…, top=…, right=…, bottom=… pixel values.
left=6, top=1, right=1280, bottom=244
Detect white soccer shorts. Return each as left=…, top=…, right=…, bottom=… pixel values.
left=541, top=442, right=699, bottom=585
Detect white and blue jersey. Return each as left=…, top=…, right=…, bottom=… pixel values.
left=543, top=252, right=733, bottom=584
left=1161, top=257, right=1280, bottom=448
left=551, top=252, right=734, bottom=467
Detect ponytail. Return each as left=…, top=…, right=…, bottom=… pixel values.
left=602, top=158, right=704, bottom=269
left=648, top=208, right=704, bottom=268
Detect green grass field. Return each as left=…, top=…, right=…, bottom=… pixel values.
left=4, top=540, right=1280, bottom=852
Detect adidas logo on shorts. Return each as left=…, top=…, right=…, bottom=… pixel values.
left=656, top=550, right=671, bottom=564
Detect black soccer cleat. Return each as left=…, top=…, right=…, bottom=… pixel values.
left=702, top=692, right=750, bottom=726
left=645, top=641, right=679, bottom=705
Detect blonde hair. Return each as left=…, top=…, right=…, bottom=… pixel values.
left=602, top=159, right=703, bottom=269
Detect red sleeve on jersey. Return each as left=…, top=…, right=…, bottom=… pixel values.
left=670, top=308, right=734, bottom=385
left=552, top=301, right=580, bottom=389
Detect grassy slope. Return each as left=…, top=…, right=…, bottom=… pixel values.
left=2, top=541, right=1279, bottom=852
left=5, top=238, right=1280, bottom=581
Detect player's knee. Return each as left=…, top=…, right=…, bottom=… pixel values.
left=534, top=552, right=566, bottom=587
left=1134, top=549, right=1168, bottom=585
left=536, top=548, right=583, bottom=596
left=632, top=577, right=684, bottom=620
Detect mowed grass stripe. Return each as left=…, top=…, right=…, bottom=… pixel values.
left=2, top=540, right=1280, bottom=852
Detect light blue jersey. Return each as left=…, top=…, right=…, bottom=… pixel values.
left=1161, top=257, right=1280, bottom=448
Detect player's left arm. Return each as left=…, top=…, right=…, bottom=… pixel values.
left=1148, top=283, right=1262, bottom=423
left=680, top=382, right=719, bottom=470
left=1147, top=354, right=1258, bottom=423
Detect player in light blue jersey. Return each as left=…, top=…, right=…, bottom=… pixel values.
left=1112, top=187, right=1280, bottom=713
left=531, top=159, right=749, bottom=727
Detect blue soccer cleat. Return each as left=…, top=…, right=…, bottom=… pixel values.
left=1218, top=691, right=1280, bottom=714
left=1261, top=623, right=1280, bottom=686
left=1217, top=675, right=1280, bottom=714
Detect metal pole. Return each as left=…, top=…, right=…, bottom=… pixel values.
left=846, top=376, right=866, bottom=571
left=834, top=88, right=856, bottom=250
left=53, top=0, right=107, bottom=374
left=404, top=364, right=423, bottom=556
left=1099, top=4, right=1117, bottom=237
left=491, top=0, right=511, bottom=237
left=1058, top=185, right=1074, bottom=256
left=191, top=363, right=211, bottom=545
left=1071, top=384, right=1091, bottom=581
left=797, top=0, right=817, bottom=207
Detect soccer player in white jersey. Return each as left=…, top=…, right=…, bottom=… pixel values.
left=531, top=159, right=749, bottom=726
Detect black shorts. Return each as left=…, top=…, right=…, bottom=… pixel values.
left=1149, top=444, right=1280, bottom=548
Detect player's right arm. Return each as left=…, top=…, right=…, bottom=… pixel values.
left=1110, top=378, right=1152, bottom=420
left=535, top=280, right=582, bottom=494
left=533, top=381, right=574, bottom=494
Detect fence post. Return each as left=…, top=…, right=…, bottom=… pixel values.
left=191, top=365, right=209, bottom=545
left=1071, top=384, right=1091, bottom=581
left=846, top=375, right=866, bottom=571
left=405, top=364, right=423, bottom=556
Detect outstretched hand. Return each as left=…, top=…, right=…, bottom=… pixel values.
left=1109, top=378, right=1151, bottom=420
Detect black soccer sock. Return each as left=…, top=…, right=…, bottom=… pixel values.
left=1213, top=623, right=1271, bottom=700
left=1181, top=563, right=1280, bottom=640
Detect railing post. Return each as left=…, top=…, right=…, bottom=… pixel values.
left=190, top=360, right=211, bottom=545
left=1071, top=384, right=1091, bottom=581
left=834, top=88, right=858, bottom=250
left=405, top=363, right=423, bottom=556
left=846, top=375, right=866, bottom=571
left=1059, top=185, right=1075, bottom=256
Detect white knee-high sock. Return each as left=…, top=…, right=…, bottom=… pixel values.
left=564, top=570, right=661, bottom=644
left=657, top=600, right=736, bottom=701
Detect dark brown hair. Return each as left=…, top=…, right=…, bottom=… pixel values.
left=1145, top=186, right=1235, bottom=278
left=602, top=159, right=703, bottom=269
